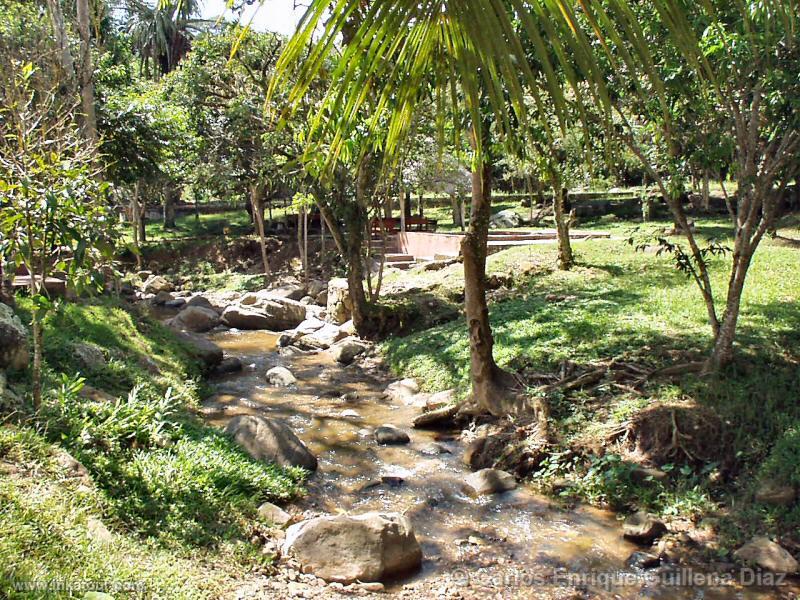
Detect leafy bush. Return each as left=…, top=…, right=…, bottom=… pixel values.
left=759, top=425, right=800, bottom=488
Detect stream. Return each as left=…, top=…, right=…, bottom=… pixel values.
left=200, top=328, right=787, bottom=599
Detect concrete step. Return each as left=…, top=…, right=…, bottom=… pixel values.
left=384, top=260, right=415, bottom=270
left=384, top=253, right=414, bottom=263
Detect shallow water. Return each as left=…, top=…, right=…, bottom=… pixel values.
left=203, top=328, right=792, bottom=599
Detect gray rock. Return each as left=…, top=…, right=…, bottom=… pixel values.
left=141, top=275, right=173, bottom=294
left=326, top=278, right=352, bottom=325
left=221, top=305, right=272, bottom=330
left=164, top=298, right=186, bottom=309
left=307, top=280, right=327, bottom=298
left=0, top=303, right=28, bottom=371
left=211, top=357, right=243, bottom=376
left=266, top=366, right=296, bottom=387
left=623, top=512, right=667, bottom=544
left=258, top=501, right=292, bottom=527
left=282, top=512, right=422, bottom=583
left=268, top=284, right=307, bottom=301
left=225, top=415, right=317, bottom=471
left=375, top=425, right=410, bottom=445
left=315, top=290, right=328, bottom=307
left=222, top=298, right=306, bottom=331
left=295, top=317, right=326, bottom=336
left=73, top=342, right=106, bottom=371
left=626, top=551, right=661, bottom=569
left=489, top=208, right=522, bottom=229
left=298, top=323, right=346, bottom=350
left=329, top=338, right=368, bottom=365
left=464, top=468, right=517, bottom=496
left=734, top=537, right=799, bottom=573
left=755, top=483, right=796, bottom=507
left=384, top=378, right=420, bottom=401
left=185, top=295, right=216, bottom=311
left=170, top=305, right=220, bottom=333
left=152, top=290, right=174, bottom=305
left=175, top=331, right=223, bottom=368
left=412, top=404, right=459, bottom=429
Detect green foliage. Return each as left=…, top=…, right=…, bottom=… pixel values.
left=760, top=426, right=800, bottom=489
left=9, top=298, right=305, bottom=551
left=0, top=428, right=228, bottom=599
left=0, top=65, right=120, bottom=296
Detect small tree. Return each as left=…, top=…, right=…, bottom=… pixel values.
left=0, top=64, right=119, bottom=408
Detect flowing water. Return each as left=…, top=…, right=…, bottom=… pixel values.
left=201, top=328, right=791, bottom=600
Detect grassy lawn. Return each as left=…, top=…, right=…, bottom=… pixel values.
left=380, top=217, right=800, bottom=546
left=1, top=299, right=306, bottom=598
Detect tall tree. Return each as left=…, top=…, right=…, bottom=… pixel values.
left=76, top=0, right=98, bottom=143
left=270, top=0, right=608, bottom=415
left=596, top=0, right=800, bottom=371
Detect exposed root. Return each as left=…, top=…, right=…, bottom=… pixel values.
left=608, top=402, right=730, bottom=467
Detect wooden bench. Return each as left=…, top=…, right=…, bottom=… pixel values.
left=370, top=217, right=438, bottom=233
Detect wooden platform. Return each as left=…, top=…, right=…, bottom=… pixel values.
left=11, top=276, right=67, bottom=296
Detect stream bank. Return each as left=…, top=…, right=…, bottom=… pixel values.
left=198, top=328, right=793, bottom=600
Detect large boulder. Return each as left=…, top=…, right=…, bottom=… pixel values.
left=141, top=275, right=173, bottom=294
left=623, top=512, right=667, bottom=544
left=0, top=304, right=28, bottom=371
left=221, top=305, right=272, bottom=329
left=225, top=415, right=317, bottom=471
left=266, top=366, right=296, bottom=387
left=734, top=537, right=799, bottom=573
left=282, top=512, right=422, bottom=583
left=326, top=278, right=352, bottom=325
left=464, top=468, right=517, bottom=496
left=73, top=342, right=106, bottom=371
left=384, top=378, right=420, bottom=401
left=175, top=331, right=223, bottom=368
left=170, top=305, right=220, bottom=333
left=375, top=425, right=410, bottom=445
left=489, top=209, right=522, bottom=229
left=221, top=298, right=306, bottom=331
left=267, top=284, right=307, bottom=301
left=329, top=338, right=368, bottom=365
left=297, top=322, right=346, bottom=350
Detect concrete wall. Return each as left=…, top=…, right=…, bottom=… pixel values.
left=398, top=231, right=465, bottom=259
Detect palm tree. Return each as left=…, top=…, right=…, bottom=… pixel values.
left=125, top=0, right=205, bottom=77
left=271, top=0, right=798, bottom=414
left=271, top=0, right=615, bottom=416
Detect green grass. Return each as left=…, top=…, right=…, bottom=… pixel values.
left=380, top=217, right=800, bottom=545
left=1, top=299, right=306, bottom=598
left=133, top=210, right=255, bottom=244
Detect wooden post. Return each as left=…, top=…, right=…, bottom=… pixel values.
left=400, top=192, right=406, bottom=233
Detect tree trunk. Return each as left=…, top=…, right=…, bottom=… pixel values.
left=344, top=202, right=371, bottom=334
left=131, top=181, right=142, bottom=269
left=553, top=186, right=574, bottom=270
left=461, top=153, right=520, bottom=416
left=163, top=186, right=178, bottom=229
left=706, top=245, right=753, bottom=371
left=250, top=184, right=271, bottom=278
left=450, top=193, right=463, bottom=229
left=702, top=169, right=710, bottom=212
left=46, top=0, right=75, bottom=86
left=31, top=315, right=43, bottom=410
left=75, top=0, right=97, bottom=145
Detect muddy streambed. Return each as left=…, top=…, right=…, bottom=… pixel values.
left=200, top=328, right=787, bottom=600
